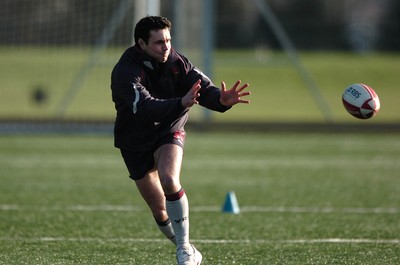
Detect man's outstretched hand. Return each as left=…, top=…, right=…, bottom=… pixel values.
left=181, top=79, right=201, bottom=108
left=220, top=80, right=251, bottom=107
left=181, top=79, right=251, bottom=108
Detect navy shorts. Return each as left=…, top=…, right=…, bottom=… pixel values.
left=120, top=131, right=186, bottom=181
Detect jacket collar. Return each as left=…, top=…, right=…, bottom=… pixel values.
left=131, top=44, right=179, bottom=71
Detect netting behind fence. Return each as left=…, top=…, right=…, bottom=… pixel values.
left=1, top=0, right=399, bottom=124
left=0, top=0, right=136, bottom=121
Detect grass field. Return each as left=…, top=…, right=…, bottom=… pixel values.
left=1, top=132, right=399, bottom=264
left=0, top=47, right=399, bottom=123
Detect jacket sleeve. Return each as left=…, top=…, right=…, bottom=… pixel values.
left=131, top=81, right=185, bottom=122
left=111, top=64, right=185, bottom=123
left=183, top=58, right=231, bottom=113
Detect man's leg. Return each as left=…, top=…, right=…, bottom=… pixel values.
left=153, top=144, right=190, bottom=247
left=155, top=144, right=202, bottom=264
left=135, top=169, right=176, bottom=245
left=135, top=144, right=201, bottom=264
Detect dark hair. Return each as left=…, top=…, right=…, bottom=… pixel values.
left=134, top=16, right=171, bottom=45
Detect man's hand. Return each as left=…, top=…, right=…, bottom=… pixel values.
left=181, top=79, right=201, bottom=108
left=220, top=80, right=251, bottom=107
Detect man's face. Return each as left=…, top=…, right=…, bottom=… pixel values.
left=140, top=28, right=171, bottom=63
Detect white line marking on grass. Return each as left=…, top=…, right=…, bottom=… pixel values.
left=279, top=239, right=400, bottom=244
left=0, top=204, right=145, bottom=212
left=1, top=237, right=400, bottom=245
left=194, top=238, right=400, bottom=244
left=1, top=204, right=399, bottom=214
left=238, top=206, right=400, bottom=214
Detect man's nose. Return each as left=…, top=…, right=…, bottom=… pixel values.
left=162, top=42, right=169, bottom=51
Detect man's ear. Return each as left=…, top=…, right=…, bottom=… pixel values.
left=138, top=38, right=146, bottom=49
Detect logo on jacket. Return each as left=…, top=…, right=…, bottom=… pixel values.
left=173, top=131, right=186, bottom=145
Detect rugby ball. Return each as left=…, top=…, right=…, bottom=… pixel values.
left=342, top=83, right=380, bottom=119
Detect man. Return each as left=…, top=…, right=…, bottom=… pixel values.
left=111, top=16, right=250, bottom=265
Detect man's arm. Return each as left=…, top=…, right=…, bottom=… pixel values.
left=112, top=65, right=184, bottom=123
left=186, top=67, right=231, bottom=112
left=186, top=67, right=251, bottom=111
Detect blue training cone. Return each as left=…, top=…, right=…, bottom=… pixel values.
left=222, top=191, right=240, bottom=214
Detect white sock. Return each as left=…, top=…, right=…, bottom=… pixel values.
left=156, top=218, right=176, bottom=245
left=165, top=188, right=190, bottom=248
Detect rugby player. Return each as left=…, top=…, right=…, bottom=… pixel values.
left=111, top=16, right=250, bottom=265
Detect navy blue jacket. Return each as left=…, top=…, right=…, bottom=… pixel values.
left=111, top=45, right=230, bottom=151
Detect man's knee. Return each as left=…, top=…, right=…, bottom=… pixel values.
left=155, top=144, right=183, bottom=194
left=160, top=175, right=181, bottom=195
